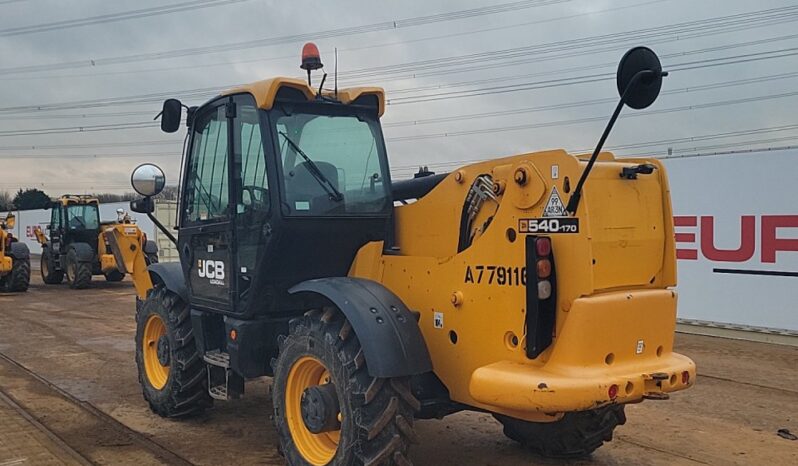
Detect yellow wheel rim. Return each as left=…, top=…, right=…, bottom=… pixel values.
left=286, top=356, right=341, bottom=465
left=143, top=314, right=169, bottom=390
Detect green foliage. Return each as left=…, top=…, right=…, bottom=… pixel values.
left=12, top=188, right=50, bottom=211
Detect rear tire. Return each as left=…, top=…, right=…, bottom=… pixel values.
left=40, top=249, right=64, bottom=284
left=104, top=270, right=125, bottom=282
left=65, top=248, right=91, bottom=289
left=272, top=307, right=419, bottom=466
left=135, top=285, right=212, bottom=417
left=4, top=256, right=30, bottom=292
left=494, top=405, right=626, bottom=459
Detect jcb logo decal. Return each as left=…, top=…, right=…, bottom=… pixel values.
left=198, top=259, right=225, bottom=285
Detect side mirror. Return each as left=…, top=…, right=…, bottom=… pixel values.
left=131, top=163, right=166, bottom=197
left=160, top=99, right=182, bottom=133
left=616, top=46, right=665, bottom=110
left=566, top=46, right=667, bottom=215
left=130, top=197, right=155, bottom=214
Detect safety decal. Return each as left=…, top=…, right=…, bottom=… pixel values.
left=542, top=186, right=567, bottom=217
left=433, top=311, right=444, bottom=329
left=518, top=217, right=579, bottom=234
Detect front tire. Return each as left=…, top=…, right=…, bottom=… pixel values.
left=494, top=405, right=626, bottom=458
left=135, top=285, right=212, bottom=417
left=40, top=248, right=64, bottom=284
left=65, top=248, right=91, bottom=289
left=272, top=307, right=419, bottom=466
left=4, top=256, right=30, bottom=292
left=104, top=270, right=125, bottom=282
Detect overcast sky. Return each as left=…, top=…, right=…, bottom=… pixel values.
left=1, top=0, right=797, bottom=195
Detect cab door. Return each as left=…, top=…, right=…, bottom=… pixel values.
left=179, top=99, right=235, bottom=312
left=230, top=94, right=273, bottom=315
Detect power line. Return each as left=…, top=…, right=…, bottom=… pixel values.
left=0, top=0, right=670, bottom=82
left=386, top=90, right=798, bottom=143
left=0, top=0, right=254, bottom=37
left=4, top=37, right=797, bottom=118
left=0, top=0, right=568, bottom=75
left=4, top=67, right=798, bottom=139
left=0, top=140, right=180, bottom=151
left=3, top=62, right=798, bottom=141
left=384, top=70, right=798, bottom=128
left=388, top=124, right=798, bottom=176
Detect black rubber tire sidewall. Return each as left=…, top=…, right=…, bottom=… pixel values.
left=65, top=248, right=91, bottom=289
left=272, top=326, right=359, bottom=466
left=5, top=256, right=30, bottom=292
left=135, top=286, right=212, bottom=418
left=40, top=248, right=64, bottom=284
left=495, top=405, right=626, bottom=459
left=104, top=269, right=125, bottom=282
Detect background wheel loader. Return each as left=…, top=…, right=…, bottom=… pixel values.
left=0, top=213, right=30, bottom=292
left=35, top=195, right=158, bottom=289
left=114, top=44, right=695, bottom=465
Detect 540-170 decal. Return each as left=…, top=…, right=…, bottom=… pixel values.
left=519, top=217, right=579, bottom=234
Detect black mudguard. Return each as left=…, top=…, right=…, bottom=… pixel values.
left=289, top=277, right=433, bottom=378
left=7, top=242, right=29, bottom=260
left=148, top=262, right=188, bottom=302
left=68, top=242, right=94, bottom=262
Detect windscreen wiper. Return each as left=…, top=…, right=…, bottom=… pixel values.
left=279, top=131, right=344, bottom=202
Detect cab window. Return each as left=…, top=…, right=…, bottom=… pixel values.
left=185, top=105, right=229, bottom=223
left=275, top=109, right=388, bottom=216
left=66, top=204, right=99, bottom=230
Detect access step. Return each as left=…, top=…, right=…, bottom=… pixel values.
left=203, top=350, right=244, bottom=401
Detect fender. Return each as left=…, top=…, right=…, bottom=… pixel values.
left=148, top=262, right=188, bottom=302
left=289, top=277, right=432, bottom=378
left=7, top=242, right=29, bottom=260
left=68, top=242, right=94, bottom=262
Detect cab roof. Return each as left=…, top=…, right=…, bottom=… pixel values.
left=57, top=195, right=99, bottom=206
left=221, top=77, right=386, bottom=117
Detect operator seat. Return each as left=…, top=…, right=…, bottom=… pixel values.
left=285, top=161, right=342, bottom=213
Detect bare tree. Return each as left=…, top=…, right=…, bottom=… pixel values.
left=0, top=191, right=13, bottom=212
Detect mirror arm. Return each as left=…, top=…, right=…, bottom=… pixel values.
left=147, top=207, right=177, bottom=245
left=565, top=69, right=659, bottom=216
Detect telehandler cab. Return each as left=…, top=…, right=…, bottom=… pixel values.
left=0, top=212, right=30, bottom=292
left=35, top=195, right=158, bottom=289
left=123, top=45, right=695, bottom=465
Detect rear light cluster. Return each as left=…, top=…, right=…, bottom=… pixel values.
left=525, top=236, right=557, bottom=359
left=536, top=238, right=553, bottom=300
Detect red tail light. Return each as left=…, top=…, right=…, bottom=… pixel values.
left=536, top=237, right=551, bottom=256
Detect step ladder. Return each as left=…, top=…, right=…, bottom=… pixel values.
left=203, top=350, right=244, bottom=400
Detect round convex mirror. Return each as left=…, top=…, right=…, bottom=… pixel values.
left=616, top=46, right=663, bottom=110
left=131, top=163, right=166, bottom=197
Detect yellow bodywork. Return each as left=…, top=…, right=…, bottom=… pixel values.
left=222, top=77, right=386, bottom=116
left=103, top=223, right=153, bottom=299
left=0, top=214, right=15, bottom=274
left=131, top=77, right=694, bottom=422
left=349, top=150, right=694, bottom=421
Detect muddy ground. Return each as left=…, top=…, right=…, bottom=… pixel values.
left=0, top=274, right=796, bottom=465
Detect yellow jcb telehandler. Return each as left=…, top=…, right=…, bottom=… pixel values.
left=0, top=212, right=30, bottom=292
left=112, top=44, right=695, bottom=464
left=35, top=195, right=158, bottom=289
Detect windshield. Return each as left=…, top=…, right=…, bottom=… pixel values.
left=66, top=204, right=99, bottom=230
left=275, top=109, right=389, bottom=216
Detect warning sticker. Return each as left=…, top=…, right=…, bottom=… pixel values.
left=542, top=186, right=567, bottom=217
left=433, top=312, right=444, bottom=329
